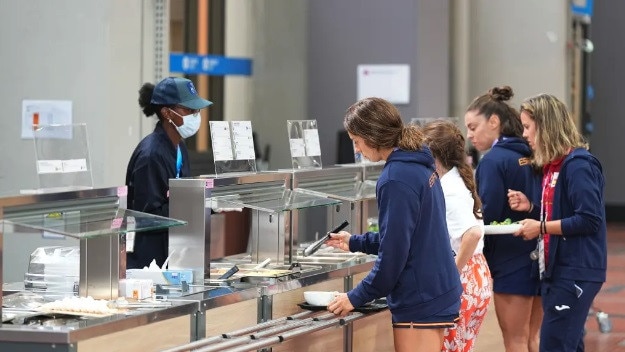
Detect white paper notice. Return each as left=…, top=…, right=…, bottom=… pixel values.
left=289, top=138, right=306, bottom=157
left=357, top=64, right=410, bottom=104
left=231, top=121, right=256, bottom=160
left=22, top=100, right=73, bottom=139
left=210, top=121, right=234, bottom=161
left=303, top=129, right=321, bottom=157
left=37, top=160, right=64, bottom=174
left=62, top=159, right=88, bottom=173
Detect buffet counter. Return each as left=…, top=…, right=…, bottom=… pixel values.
left=2, top=255, right=386, bottom=352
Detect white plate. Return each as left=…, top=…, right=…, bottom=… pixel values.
left=484, top=224, right=521, bottom=235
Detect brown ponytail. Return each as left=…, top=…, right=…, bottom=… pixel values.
left=344, top=97, right=423, bottom=151
left=421, top=120, right=482, bottom=218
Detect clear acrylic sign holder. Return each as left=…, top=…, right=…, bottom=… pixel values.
left=209, top=120, right=257, bottom=175
left=287, top=120, right=322, bottom=170
left=32, top=123, right=94, bottom=192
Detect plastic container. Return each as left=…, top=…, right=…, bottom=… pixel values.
left=24, top=246, right=79, bottom=293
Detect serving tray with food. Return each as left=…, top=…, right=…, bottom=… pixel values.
left=37, top=296, right=128, bottom=317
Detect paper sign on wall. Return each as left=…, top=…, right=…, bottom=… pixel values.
left=21, top=100, right=73, bottom=139
left=357, top=64, right=410, bottom=104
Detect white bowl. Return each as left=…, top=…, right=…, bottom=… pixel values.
left=304, top=291, right=339, bottom=306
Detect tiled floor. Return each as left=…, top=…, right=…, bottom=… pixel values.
left=475, top=223, right=625, bottom=351
left=585, top=224, right=625, bottom=351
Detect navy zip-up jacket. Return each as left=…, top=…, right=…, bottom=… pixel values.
left=347, top=148, right=462, bottom=322
left=125, top=121, right=190, bottom=269
left=544, top=148, right=607, bottom=282
left=476, top=137, right=542, bottom=277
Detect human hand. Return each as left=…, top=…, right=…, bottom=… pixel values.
left=514, top=219, right=541, bottom=240
left=325, top=231, right=352, bottom=252
left=327, top=292, right=354, bottom=317
left=507, top=189, right=531, bottom=212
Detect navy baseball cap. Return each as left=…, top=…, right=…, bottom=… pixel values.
left=150, top=77, right=213, bottom=110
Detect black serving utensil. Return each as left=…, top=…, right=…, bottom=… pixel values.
left=218, top=265, right=240, bottom=280
left=303, top=220, right=349, bottom=257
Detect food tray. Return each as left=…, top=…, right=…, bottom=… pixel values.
left=297, top=299, right=388, bottom=313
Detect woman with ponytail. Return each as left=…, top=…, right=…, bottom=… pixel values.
left=422, top=120, right=492, bottom=352
left=325, top=97, right=462, bottom=352
left=465, top=86, right=542, bottom=351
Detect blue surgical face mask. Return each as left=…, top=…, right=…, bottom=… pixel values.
left=168, top=108, right=201, bottom=138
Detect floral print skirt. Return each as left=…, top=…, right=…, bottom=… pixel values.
left=442, top=253, right=492, bottom=352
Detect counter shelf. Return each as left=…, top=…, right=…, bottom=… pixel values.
left=207, top=187, right=340, bottom=214
left=0, top=298, right=198, bottom=349
left=2, top=208, right=186, bottom=239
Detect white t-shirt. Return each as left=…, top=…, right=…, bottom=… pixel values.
left=439, top=167, right=485, bottom=255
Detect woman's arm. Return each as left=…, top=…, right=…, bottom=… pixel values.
left=455, top=225, right=482, bottom=272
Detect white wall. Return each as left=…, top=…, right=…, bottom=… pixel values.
left=0, top=0, right=153, bottom=196
left=0, top=0, right=160, bottom=281
left=452, top=0, right=569, bottom=117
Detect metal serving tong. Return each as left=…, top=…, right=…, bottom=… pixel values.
left=303, top=220, right=349, bottom=257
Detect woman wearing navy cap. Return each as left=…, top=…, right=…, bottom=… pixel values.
left=125, top=77, right=212, bottom=269
left=464, top=86, right=543, bottom=352
left=510, top=93, right=607, bottom=351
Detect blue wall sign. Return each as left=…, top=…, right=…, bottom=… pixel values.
left=571, top=0, right=593, bottom=19
left=170, top=53, right=252, bottom=76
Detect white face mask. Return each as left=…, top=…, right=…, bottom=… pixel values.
left=168, top=108, right=201, bottom=138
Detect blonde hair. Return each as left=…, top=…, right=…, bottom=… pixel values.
left=520, top=94, right=587, bottom=166
left=344, top=97, right=424, bottom=151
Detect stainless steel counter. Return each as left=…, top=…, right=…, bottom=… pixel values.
left=0, top=255, right=376, bottom=350
left=0, top=299, right=197, bottom=344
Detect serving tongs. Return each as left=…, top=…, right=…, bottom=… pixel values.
left=303, top=220, right=349, bottom=257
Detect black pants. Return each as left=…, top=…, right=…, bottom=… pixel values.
left=126, top=230, right=168, bottom=269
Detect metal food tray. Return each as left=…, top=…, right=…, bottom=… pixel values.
left=207, top=263, right=322, bottom=286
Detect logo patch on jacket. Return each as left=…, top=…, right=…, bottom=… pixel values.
left=518, top=157, right=530, bottom=166
left=429, top=172, right=437, bottom=188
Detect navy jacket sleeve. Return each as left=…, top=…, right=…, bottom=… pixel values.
left=348, top=180, right=418, bottom=307
left=130, top=155, right=170, bottom=217
left=560, top=158, right=604, bottom=235
left=349, top=231, right=380, bottom=255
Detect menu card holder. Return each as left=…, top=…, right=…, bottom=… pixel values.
left=209, top=120, right=257, bottom=175
left=286, top=120, right=322, bottom=170
left=31, top=123, right=94, bottom=192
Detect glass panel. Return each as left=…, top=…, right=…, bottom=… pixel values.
left=32, top=123, right=94, bottom=190
left=294, top=180, right=377, bottom=202
left=207, top=189, right=340, bottom=213
left=2, top=208, right=187, bottom=239
left=287, top=120, right=323, bottom=170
